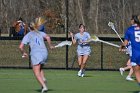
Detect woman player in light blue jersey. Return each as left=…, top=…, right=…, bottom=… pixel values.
left=119, top=41, right=134, bottom=81
left=70, top=24, right=91, bottom=77
left=120, top=15, right=140, bottom=88
left=19, top=17, right=54, bottom=93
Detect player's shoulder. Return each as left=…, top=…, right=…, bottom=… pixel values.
left=84, top=31, right=90, bottom=35
left=125, top=26, right=134, bottom=34
left=24, top=31, right=32, bottom=36
left=75, top=32, right=80, bottom=36
left=39, top=31, right=46, bottom=34
left=39, top=31, right=47, bottom=35
left=127, top=25, right=135, bottom=31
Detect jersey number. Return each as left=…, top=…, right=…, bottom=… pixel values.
left=135, top=31, right=140, bottom=42
left=36, top=38, right=40, bottom=45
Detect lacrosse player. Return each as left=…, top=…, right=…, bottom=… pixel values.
left=19, top=17, right=54, bottom=93
left=120, top=15, right=140, bottom=87
left=119, top=41, right=134, bottom=81
left=70, top=24, right=91, bottom=77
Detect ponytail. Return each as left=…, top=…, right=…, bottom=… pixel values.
left=132, top=15, right=140, bottom=26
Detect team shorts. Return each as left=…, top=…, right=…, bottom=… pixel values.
left=131, top=55, right=140, bottom=66
left=31, top=52, right=48, bottom=66
left=77, top=45, right=91, bottom=56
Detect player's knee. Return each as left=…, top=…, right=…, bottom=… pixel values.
left=82, top=62, right=86, bottom=65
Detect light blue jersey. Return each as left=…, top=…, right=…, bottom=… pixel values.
left=126, top=41, right=132, bottom=57
left=74, top=32, right=91, bottom=56
left=22, top=31, right=48, bottom=65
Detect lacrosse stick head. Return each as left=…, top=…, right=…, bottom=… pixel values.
left=55, top=41, right=72, bottom=48
left=63, top=41, right=72, bottom=46
left=108, top=22, right=116, bottom=31
left=86, top=35, right=99, bottom=42
left=91, top=35, right=99, bottom=42
left=108, top=22, right=114, bottom=27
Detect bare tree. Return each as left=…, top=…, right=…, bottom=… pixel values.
left=0, top=0, right=140, bottom=35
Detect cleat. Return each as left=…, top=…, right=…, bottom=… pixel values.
left=126, top=76, right=134, bottom=81
left=41, top=87, right=48, bottom=93
left=81, top=69, right=85, bottom=77
left=81, top=74, right=85, bottom=77
left=119, top=68, right=124, bottom=76
left=78, top=70, right=82, bottom=77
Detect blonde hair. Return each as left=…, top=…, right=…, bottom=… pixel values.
left=29, top=17, right=46, bottom=31
left=35, top=17, right=46, bottom=26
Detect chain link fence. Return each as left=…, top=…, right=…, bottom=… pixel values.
left=0, top=37, right=128, bottom=70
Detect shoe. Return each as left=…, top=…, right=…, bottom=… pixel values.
left=78, top=70, right=82, bottom=77
left=41, top=87, right=48, bottom=93
left=81, top=69, right=85, bottom=77
left=126, top=76, right=134, bottom=81
left=119, top=68, right=124, bottom=76
left=81, top=74, right=85, bottom=77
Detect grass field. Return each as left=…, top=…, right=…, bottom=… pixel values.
left=0, top=69, right=139, bottom=93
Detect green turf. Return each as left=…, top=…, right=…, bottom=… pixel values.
left=0, top=69, right=139, bottom=93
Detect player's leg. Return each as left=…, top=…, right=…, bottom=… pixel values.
left=32, top=64, right=48, bottom=92
left=40, top=65, right=46, bottom=82
left=125, top=59, right=134, bottom=81
left=133, top=65, right=140, bottom=83
left=78, top=56, right=83, bottom=67
left=125, top=59, right=132, bottom=70
left=80, top=55, right=89, bottom=77
left=126, top=67, right=134, bottom=81
left=119, top=59, right=131, bottom=75
left=77, top=56, right=83, bottom=77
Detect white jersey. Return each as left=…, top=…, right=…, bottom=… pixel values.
left=22, top=31, right=48, bottom=54
left=74, top=32, right=91, bottom=56
left=126, top=41, right=132, bottom=57
left=21, top=31, right=48, bottom=65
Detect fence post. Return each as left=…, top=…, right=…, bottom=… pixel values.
left=65, top=0, right=69, bottom=70
left=0, top=28, right=1, bottom=36
left=101, top=42, right=103, bottom=70
left=29, top=46, right=31, bottom=69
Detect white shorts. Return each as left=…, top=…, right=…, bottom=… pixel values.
left=131, top=62, right=137, bottom=66
left=31, top=52, right=48, bottom=65
left=77, top=45, right=91, bottom=56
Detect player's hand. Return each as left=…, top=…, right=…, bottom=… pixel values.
left=69, top=31, right=74, bottom=37
left=50, top=45, right=55, bottom=49
left=119, top=45, right=126, bottom=52
left=22, top=52, right=28, bottom=58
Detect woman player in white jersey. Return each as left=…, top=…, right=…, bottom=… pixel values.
left=70, top=24, right=91, bottom=77
left=119, top=41, right=134, bottom=81
left=19, top=17, right=54, bottom=93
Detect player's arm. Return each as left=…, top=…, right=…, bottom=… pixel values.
left=123, top=40, right=129, bottom=46
left=44, top=35, right=54, bottom=49
left=69, top=32, right=76, bottom=45
left=19, top=43, right=28, bottom=58
left=119, top=40, right=128, bottom=51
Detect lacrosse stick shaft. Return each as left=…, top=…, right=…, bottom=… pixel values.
left=113, top=30, right=124, bottom=43
left=99, top=40, right=120, bottom=48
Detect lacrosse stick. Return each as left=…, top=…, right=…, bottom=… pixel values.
left=86, top=35, right=120, bottom=48
left=55, top=41, right=72, bottom=48
left=108, top=22, right=124, bottom=43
